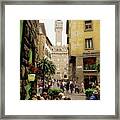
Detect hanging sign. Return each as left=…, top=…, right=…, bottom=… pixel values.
left=28, top=74, right=35, bottom=81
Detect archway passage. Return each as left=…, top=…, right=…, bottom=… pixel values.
left=84, top=75, right=97, bottom=89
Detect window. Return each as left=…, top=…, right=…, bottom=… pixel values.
left=57, top=72, right=60, bottom=74
left=64, top=75, right=67, bottom=78
left=83, top=57, right=96, bottom=70
left=67, top=36, right=69, bottom=44
left=85, top=38, right=93, bottom=49
left=85, top=20, right=92, bottom=31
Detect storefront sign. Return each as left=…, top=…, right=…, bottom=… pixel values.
left=28, top=74, right=35, bottom=81
left=77, top=66, right=82, bottom=69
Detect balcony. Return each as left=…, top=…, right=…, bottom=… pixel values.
left=83, top=64, right=97, bottom=72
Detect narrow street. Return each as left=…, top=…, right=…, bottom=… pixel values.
left=64, top=92, right=86, bottom=100
left=52, top=81, right=86, bottom=100
left=20, top=20, right=100, bottom=100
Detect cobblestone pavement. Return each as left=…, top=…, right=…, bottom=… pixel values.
left=64, top=91, right=86, bottom=100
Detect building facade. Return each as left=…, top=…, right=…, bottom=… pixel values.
left=52, top=46, right=68, bottom=80
left=52, top=20, right=68, bottom=80
left=20, top=20, right=40, bottom=99
left=20, top=20, right=40, bottom=79
left=66, top=20, right=100, bottom=89
left=37, top=23, right=46, bottom=60
left=45, top=37, right=53, bottom=60
left=37, top=23, right=52, bottom=61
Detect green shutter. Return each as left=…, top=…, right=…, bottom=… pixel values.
left=20, top=20, right=23, bottom=52
left=28, top=49, right=32, bottom=64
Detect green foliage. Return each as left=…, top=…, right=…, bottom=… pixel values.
left=84, top=63, right=100, bottom=71
left=24, top=82, right=31, bottom=100
left=37, top=58, right=56, bottom=76
left=28, top=49, right=32, bottom=64
left=48, top=88, right=63, bottom=96
left=85, top=88, right=95, bottom=98
left=37, top=58, right=56, bottom=82
left=92, top=64, right=96, bottom=70
left=96, top=63, right=100, bottom=73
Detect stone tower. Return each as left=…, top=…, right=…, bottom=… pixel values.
left=55, top=20, right=63, bottom=46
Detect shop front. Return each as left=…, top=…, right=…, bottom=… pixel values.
left=84, top=75, right=97, bottom=89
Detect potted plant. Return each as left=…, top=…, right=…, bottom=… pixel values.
left=84, top=64, right=89, bottom=70
left=48, top=88, right=63, bottom=100
left=85, top=88, right=95, bottom=100
left=92, top=64, right=96, bottom=70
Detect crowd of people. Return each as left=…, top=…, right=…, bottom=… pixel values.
left=34, top=79, right=85, bottom=100
left=32, top=91, right=71, bottom=100
left=34, top=79, right=100, bottom=100
left=56, top=80, right=85, bottom=94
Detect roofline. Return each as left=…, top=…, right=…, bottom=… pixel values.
left=46, top=36, right=53, bottom=46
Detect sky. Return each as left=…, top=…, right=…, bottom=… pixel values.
left=40, top=19, right=67, bottom=46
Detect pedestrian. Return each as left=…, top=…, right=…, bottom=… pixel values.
left=42, top=92, right=49, bottom=100
left=70, top=82, right=74, bottom=94
left=58, top=92, right=65, bottom=100
left=81, top=81, right=85, bottom=93
left=89, top=93, right=97, bottom=100
left=60, top=82, right=64, bottom=92
left=57, top=80, right=60, bottom=87
left=64, top=97, right=68, bottom=100
left=55, top=97, right=59, bottom=100
left=52, top=79, right=55, bottom=85
left=67, top=97, right=71, bottom=100
left=37, top=95, right=44, bottom=100
left=75, top=83, right=80, bottom=94
left=48, top=81, right=51, bottom=89
left=66, top=81, right=70, bottom=93
left=32, top=94, right=37, bottom=100
left=43, top=84, right=48, bottom=93
left=91, top=82, right=95, bottom=88
left=93, top=90, right=99, bottom=100
left=37, top=84, right=40, bottom=96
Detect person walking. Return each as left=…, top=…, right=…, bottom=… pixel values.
left=70, top=82, right=74, bottom=94
left=75, top=83, right=80, bottom=94
left=81, top=81, right=85, bottom=93
left=42, top=92, right=49, bottom=100
left=60, top=82, right=64, bottom=92
left=66, top=81, right=70, bottom=93
left=57, top=80, right=60, bottom=87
